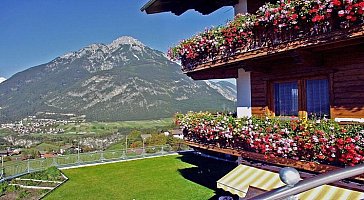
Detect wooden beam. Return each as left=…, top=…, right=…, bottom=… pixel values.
left=187, top=66, right=238, bottom=80
left=142, top=0, right=238, bottom=15
left=289, top=50, right=323, bottom=67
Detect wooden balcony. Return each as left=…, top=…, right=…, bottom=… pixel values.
left=180, top=23, right=364, bottom=80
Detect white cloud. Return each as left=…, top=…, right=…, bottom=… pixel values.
left=0, top=77, right=6, bottom=83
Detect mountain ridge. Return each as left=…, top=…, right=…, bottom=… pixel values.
left=0, top=36, right=236, bottom=122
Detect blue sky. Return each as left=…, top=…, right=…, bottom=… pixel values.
left=0, top=0, right=234, bottom=78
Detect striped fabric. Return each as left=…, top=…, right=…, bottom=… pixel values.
left=217, top=165, right=364, bottom=200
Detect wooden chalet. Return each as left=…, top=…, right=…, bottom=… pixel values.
left=142, top=0, right=364, bottom=199
left=142, top=0, right=364, bottom=123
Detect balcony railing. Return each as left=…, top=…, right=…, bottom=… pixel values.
left=180, top=24, right=363, bottom=72
left=167, top=0, right=364, bottom=72
left=248, top=163, right=364, bottom=200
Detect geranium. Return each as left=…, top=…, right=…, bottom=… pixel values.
left=168, top=0, right=364, bottom=70
left=177, top=112, right=364, bottom=166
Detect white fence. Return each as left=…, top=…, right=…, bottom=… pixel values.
left=1, top=145, right=174, bottom=181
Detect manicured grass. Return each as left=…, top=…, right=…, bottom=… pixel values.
left=45, top=154, right=226, bottom=200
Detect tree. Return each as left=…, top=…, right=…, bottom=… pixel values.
left=21, top=148, right=40, bottom=159
left=146, top=134, right=167, bottom=146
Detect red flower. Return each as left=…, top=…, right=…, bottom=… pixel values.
left=345, top=137, right=354, bottom=143
left=310, top=9, right=318, bottom=14
left=291, top=14, right=298, bottom=20
left=332, top=0, right=341, bottom=6
left=317, top=154, right=325, bottom=159
left=337, top=138, right=344, bottom=145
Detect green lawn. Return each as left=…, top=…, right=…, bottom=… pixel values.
left=45, top=154, right=235, bottom=200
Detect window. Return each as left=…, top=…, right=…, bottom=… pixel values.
left=272, top=78, right=330, bottom=117
left=306, top=79, right=330, bottom=117
left=274, top=82, right=298, bottom=116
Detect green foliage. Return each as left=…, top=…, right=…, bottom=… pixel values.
left=167, top=135, right=186, bottom=151
left=106, top=141, right=125, bottom=151
left=0, top=182, right=19, bottom=196
left=21, top=166, right=62, bottom=181
left=21, top=148, right=40, bottom=159
left=0, top=182, right=8, bottom=196
left=128, top=130, right=142, bottom=140
left=3, top=156, right=11, bottom=162
left=146, top=134, right=167, bottom=146
left=35, top=143, right=60, bottom=152
left=0, top=128, right=13, bottom=137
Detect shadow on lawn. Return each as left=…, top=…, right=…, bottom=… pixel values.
left=177, top=152, right=239, bottom=200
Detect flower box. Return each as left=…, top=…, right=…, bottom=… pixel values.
left=168, top=0, right=364, bottom=71
left=176, top=112, right=364, bottom=173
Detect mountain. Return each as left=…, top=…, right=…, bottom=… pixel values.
left=0, top=77, right=6, bottom=84
left=205, top=81, right=237, bottom=102
left=0, top=36, right=236, bottom=122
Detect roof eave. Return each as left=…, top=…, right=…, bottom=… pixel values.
left=140, top=0, right=157, bottom=12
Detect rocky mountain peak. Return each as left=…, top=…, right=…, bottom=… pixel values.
left=108, top=36, right=144, bottom=49
left=84, top=43, right=107, bottom=51
left=59, top=36, right=144, bottom=60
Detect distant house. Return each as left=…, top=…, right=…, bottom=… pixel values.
left=39, top=151, right=47, bottom=158
left=0, top=150, right=8, bottom=157
left=43, top=153, right=56, bottom=158
left=39, top=151, right=55, bottom=158
left=171, top=129, right=183, bottom=140
left=11, top=148, right=22, bottom=155
left=59, top=144, right=73, bottom=155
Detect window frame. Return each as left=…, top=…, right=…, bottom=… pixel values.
left=268, top=75, right=331, bottom=117
left=273, top=81, right=299, bottom=116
